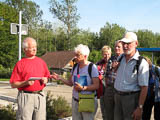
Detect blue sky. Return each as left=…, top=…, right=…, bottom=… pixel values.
left=32, top=0, right=160, bottom=33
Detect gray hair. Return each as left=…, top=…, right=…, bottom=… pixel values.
left=22, top=37, right=37, bottom=50
left=115, top=40, right=122, bottom=46
left=74, top=44, right=90, bottom=57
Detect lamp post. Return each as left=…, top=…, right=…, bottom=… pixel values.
left=18, top=11, right=22, bottom=60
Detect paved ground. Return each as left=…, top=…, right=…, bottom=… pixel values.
left=0, top=82, right=102, bottom=120
left=0, top=82, right=154, bottom=120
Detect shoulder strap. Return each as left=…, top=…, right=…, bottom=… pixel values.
left=155, top=66, right=160, bottom=78
left=117, top=54, right=124, bottom=62
left=135, top=56, right=144, bottom=73
left=88, top=63, right=93, bottom=78
left=72, top=63, right=78, bottom=75
left=72, top=62, right=93, bottom=78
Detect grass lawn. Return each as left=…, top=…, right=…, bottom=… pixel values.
left=0, top=78, right=10, bottom=81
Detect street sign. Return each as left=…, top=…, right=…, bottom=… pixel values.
left=10, top=23, right=28, bottom=35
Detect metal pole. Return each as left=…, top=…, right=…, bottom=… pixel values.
left=19, top=11, right=22, bottom=60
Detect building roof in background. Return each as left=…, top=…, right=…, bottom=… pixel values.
left=41, top=51, right=75, bottom=69
left=137, top=48, right=160, bottom=52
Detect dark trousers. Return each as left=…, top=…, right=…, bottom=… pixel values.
left=114, top=92, right=139, bottom=120
left=142, top=94, right=160, bottom=120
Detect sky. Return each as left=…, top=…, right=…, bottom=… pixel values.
left=32, top=0, right=160, bottom=33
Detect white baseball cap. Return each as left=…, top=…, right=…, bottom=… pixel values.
left=120, top=32, right=137, bottom=43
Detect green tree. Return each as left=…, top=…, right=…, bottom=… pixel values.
left=98, top=22, right=126, bottom=51
left=5, top=0, right=43, bottom=35
left=88, top=50, right=101, bottom=63
left=137, top=30, right=156, bottom=48
left=70, top=29, right=96, bottom=49
left=49, top=0, right=80, bottom=49
left=0, top=2, right=19, bottom=68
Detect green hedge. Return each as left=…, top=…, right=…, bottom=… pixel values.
left=46, top=91, right=72, bottom=120
left=0, top=68, right=12, bottom=79
left=0, top=105, right=16, bottom=120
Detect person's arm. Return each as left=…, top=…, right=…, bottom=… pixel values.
left=74, top=77, right=99, bottom=91
left=132, top=58, right=149, bottom=120
left=51, top=73, right=73, bottom=87
left=59, top=75, right=73, bottom=86
left=132, top=86, right=148, bottom=120
left=10, top=80, right=35, bottom=88
left=11, top=76, right=49, bottom=88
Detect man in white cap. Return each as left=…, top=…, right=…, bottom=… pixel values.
left=114, top=32, right=149, bottom=120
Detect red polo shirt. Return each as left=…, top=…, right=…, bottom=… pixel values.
left=10, top=56, right=50, bottom=91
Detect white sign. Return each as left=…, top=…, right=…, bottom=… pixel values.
left=10, top=23, right=28, bottom=35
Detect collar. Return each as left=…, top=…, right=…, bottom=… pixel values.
left=131, top=50, right=140, bottom=61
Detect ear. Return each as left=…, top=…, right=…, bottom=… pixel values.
left=23, top=48, right=27, bottom=52
left=135, top=41, right=138, bottom=47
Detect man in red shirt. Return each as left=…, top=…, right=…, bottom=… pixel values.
left=10, top=37, right=50, bottom=120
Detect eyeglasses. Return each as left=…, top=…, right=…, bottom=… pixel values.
left=75, top=53, right=82, bottom=57
left=122, top=42, right=134, bottom=46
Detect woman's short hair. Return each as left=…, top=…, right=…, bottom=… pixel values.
left=74, top=44, right=90, bottom=57
left=145, top=57, right=152, bottom=68
left=101, top=45, right=111, bottom=54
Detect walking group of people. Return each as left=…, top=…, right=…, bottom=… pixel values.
left=10, top=32, right=160, bottom=120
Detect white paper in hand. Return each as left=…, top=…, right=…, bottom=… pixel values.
left=28, top=77, right=42, bottom=81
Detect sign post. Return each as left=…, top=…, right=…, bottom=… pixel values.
left=19, top=11, right=22, bottom=60
left=10, top=11, right=28, bottom=61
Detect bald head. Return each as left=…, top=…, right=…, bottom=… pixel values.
left=22, top=37, right=37, bottom=50
left=22, top=37, right=37, bottom=58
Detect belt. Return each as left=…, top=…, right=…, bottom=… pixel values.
left=73, top=97, right=79, bottom=102
left=20, top=90, right=43, bottom=96
left=115, top=90, right=140, bottom=96
left=106, top=83, right=114, bottom=87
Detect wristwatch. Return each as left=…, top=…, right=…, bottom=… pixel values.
left=82, top=86, right=85, bottom=91
left=138, top=104, right=143, bottom=109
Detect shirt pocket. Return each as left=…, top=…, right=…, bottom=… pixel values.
left=126, top=66, right=138, bottom=84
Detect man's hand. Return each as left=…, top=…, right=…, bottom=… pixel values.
left=41, top=77, right=48, bottom=84
left=27, top=80, right=35, bottom=86
left=50, top=73, right=61, bottom=80
left=112, top=61, right=119, bottom=72
left=132, top=107, right=143, bottom=120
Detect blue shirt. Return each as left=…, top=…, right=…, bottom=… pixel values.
left=151, top=65, right=160, bottom=102
left=114, top=51, right=149, bottom=92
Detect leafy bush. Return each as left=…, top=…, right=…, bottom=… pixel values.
left=46, top=91, right=72, bottom=120
left=0, top=104, right=16, bottom=120
left=89, top=50, right=101, bottom=63
left=0, top=67, right=12, bottom=78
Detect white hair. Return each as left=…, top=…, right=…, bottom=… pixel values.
left=74, top=44, right=90, bottom=57
left=22, top=37, right=37, bottom=50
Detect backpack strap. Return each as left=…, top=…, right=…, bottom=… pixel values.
left=117, top=54, right=124, bottom=62
left=135, top=56, right=144, bottom=73
left=72, top=62, right=93, bottom=78
left=155, top=66, right=160, bottom=78
left=88, top=62, right=93, bottom=78
left=72, top=63, right=78, bottom=75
